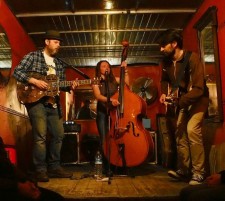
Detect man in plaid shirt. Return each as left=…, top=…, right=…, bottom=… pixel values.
left=13, top=30, right=78, bottom=182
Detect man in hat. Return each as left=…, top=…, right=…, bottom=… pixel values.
left=13, top=30, right=78, bottom=182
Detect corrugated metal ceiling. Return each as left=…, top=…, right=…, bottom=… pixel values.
left=1, top=0, right=204, bottom=68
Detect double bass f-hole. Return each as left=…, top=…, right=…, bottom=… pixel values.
left=128, top=121, right=139, bottom=137
left=114, top=121, right=139, bottom=139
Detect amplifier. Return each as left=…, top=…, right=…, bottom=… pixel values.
left=63, top=121, right=81, bottom=133
left=61, top=132, right=79, bottom=164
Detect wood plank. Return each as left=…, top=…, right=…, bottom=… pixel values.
left=38, top=164, right=188, bottom=200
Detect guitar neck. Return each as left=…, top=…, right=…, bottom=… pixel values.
left=59, top=79, right=92, bottom=87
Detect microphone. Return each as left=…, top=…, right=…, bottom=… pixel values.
left=105, top=70, right=108, bottom=81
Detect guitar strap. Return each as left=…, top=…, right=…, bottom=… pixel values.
left=170, top=50, right=192, bottom=96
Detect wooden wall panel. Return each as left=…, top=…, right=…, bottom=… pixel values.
left=0, top=0, right=36, bottom=170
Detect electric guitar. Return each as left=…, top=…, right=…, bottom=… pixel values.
left=16, top=72, right=100, bottom=104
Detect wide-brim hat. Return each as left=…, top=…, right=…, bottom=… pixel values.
left=43, top=30, right=63, bottom=41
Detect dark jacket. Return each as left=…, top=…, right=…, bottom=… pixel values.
left=161, top=51, right=209, bottom=109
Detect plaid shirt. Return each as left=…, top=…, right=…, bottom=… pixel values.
left=13, top=50, right=70, bottom=91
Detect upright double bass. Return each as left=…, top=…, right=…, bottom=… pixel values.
left=103, top=40, right=154, bottom=167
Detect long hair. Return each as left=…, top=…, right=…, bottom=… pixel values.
left=95, top=60, right=115, bottom=82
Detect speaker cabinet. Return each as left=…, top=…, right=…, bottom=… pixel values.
left=61, top=132, right=79, bottom=164
left=60, top=132, right=100, bottom=165
left=156, top=114, right=176, bottom=169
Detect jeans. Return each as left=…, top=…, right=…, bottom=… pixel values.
left=176, top=96, right=209, bottom=176
left=27, top=103, right=64, bottom=172
left=96, top=110, right=110, bottom=171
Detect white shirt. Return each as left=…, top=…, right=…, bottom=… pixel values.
left=43, top=52, right=56, bottom=75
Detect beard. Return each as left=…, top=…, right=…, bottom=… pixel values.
left=46, top=46, right=59, bottom=56
left=163, top=48, right=175, bottom=60
left=50, top=48, right=59, bottom=56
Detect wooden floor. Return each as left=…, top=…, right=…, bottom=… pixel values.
left=38, top=163, right=188, bottom=201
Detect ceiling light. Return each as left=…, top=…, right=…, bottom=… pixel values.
left=103, top=0, right=114, bottom=10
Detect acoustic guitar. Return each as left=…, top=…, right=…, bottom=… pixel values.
left=165, top=89, right=179, bottom=117
left=17, top=72, right=99, bottom=104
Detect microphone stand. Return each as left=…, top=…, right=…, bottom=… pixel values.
left=105, top=70, right=112, bottom=184
left=57, top=57, right=90, bottom=79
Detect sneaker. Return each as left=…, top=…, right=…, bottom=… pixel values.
left=48, top=167, right=73, bottom=178
left=35, top=171, right=49, bottom=182
left=189, top=174, right=205, bottom=185
left=168, top=169, right=186, bottom=180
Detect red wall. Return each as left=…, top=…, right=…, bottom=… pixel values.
left=0, top=0, right=36, bottom=167
left=0, top=0, right=36, bottom=145
left=183, top=0, right=225, bottom=143
left=0, top=0, right=36, bottom=72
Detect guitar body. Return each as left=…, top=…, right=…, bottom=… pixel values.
left=17, top=73, right=59, bottom=104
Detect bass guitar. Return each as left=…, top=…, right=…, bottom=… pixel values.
left=17, top=72, right=99, bottom=104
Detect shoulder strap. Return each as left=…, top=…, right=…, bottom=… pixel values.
left=171, top=51, right=192, bottom=93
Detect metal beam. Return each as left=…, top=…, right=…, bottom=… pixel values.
left=16, top=9, right=196, bottom=17
left=29, top=28, right=182, bottom=35
left=57, top=55, right=163, bottom=59
left=37, top=43, right=160, bottom=48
